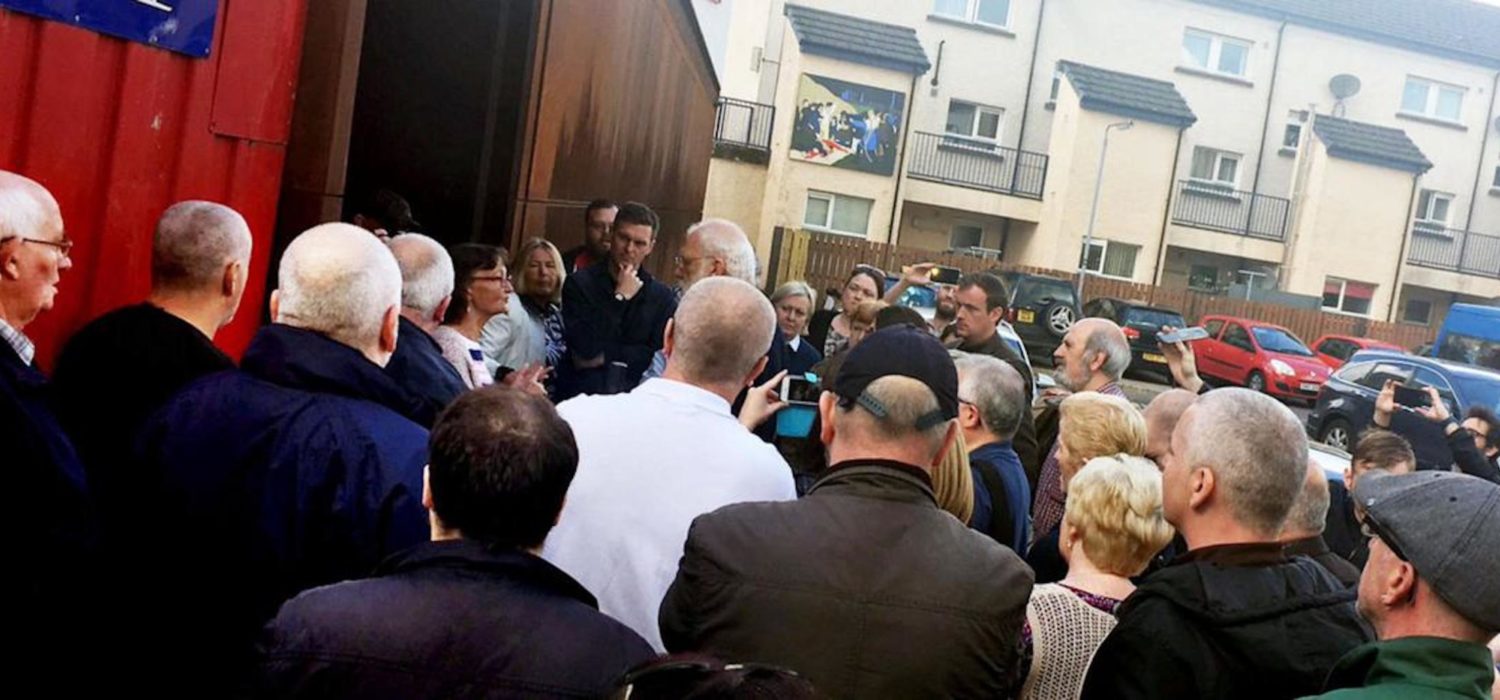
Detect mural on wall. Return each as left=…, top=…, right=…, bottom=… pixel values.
left=789, top=74, right=905, bottom=176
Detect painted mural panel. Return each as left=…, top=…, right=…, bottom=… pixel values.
left=789, top=74, right=904, bottom=176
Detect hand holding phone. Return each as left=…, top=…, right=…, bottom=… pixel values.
left=1392, top=383, right=1430, bottom=409
left=1157, top=326, right=1210, bottom=344
left=929, top=265, right=963, bottom=285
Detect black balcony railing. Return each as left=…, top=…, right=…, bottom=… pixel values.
left=1407, top=226, right=1500, bottom=279
left=905, top=131, right=1048, bottom=200
left=1171, top=179, right=1291, bottom=242
left=713, top=97, right=774, bottom=157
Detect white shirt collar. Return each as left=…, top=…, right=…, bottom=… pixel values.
left=0, top=317, right=35, bottom=366
left=787, top=334, right=801, bottom=352
left=635, top=377, right=732, bottom=416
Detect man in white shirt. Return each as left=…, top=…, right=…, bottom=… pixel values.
left=544, top=276, right=796, bottom=650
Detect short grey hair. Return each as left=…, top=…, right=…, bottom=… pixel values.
left=1284, top=461, right=1330, bottom=537
left=1183, top=388, right=1308, bottom=536
left=686, top=218, right=757, bottom=284
left=276, top=223, right=401, bottom=349
left=770, top=280, right=817, bottom=309
left=840, top=375, right=951, bottom=455
left=1084, top=319, right=1132, bottom=381
left=669, top=276, right=775, bottom=385
left=954, top=353, right=1026, bottom=440
left=388, top=233, right=454, bottom=317
left=151, top=201, right=252, bottom=293
left=0, top=170, right=61, bottom=243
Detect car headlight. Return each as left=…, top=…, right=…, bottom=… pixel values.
left=1270, top=359, right=1295, bottom=376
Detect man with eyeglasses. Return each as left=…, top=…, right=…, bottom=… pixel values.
left=0, top=169, right=93, bottom=687
left=1305, top=471, right=1500, bottom=699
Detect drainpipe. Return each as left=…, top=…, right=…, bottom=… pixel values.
left=888, top=70, right=920, bottom=247
left=1152, top=128, right=1187, bottom=291
left=1247, top=21, right=1288, bottom=201
left=1462, top=69, right=1500, bottom=233
left=1388, top=174, right=1421, bottom=323
left=1012, top=0, right=1049, bottom=157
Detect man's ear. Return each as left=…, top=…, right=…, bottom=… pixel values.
left=743, top=355, right=770, bottom=388
left=434, top=295, right=452, bottom=326
left=819, top=391, right=837, bottom=447
left=379, top=305, right=400, bottom=355
left=268, top=290, right=282, bottom=322
left=1188, top=467, right=1215, bottom=511
left=662, top=318, right=676, bottom=358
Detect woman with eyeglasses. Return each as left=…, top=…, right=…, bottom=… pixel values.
left=806, top=265, right=885, bottom=358
left=482, top=238, right=568, bottom=396
left=434, top=244, right=511, bottom=390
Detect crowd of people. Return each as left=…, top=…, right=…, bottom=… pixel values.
left=3, top=166, right=1500, bottom=699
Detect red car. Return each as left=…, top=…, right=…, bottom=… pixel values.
left=1194, top=315, right=1331, bottom=401
left=1309, top=334, right=1404, bottom=369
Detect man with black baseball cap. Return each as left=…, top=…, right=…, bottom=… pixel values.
left=660, top=326, right=1034, bottom=698
left=1307, top=471, right=1500, bottom=699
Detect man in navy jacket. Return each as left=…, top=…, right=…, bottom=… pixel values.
left=133, top=223, right=429, bottom=692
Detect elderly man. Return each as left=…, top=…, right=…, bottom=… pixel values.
left=660, top=325, right=1033, bottom=698
left=1031, top=317, right=1131, bottom=549
left=1281, top=461, right=1361, bottom=587
left=1307, top=471, right=1500, bottom=698
left=1080, top=388, right=1370, bottom=699
left=562, top=198, right=617, bottom=273
left=384, top=233, right=466, bottom=425
left=543, top=277, right=796, bottom=650
left=640, top=218, right=762, bottom=382
left=949, top=272, right=1041, bottom=481
left=954, top=353, right=1032, bottom=552
left=133, top=223, right=429, bottom=691
left=258, top=386, right=654, bottom=696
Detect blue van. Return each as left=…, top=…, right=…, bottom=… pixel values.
left=1432, top=303, right=1500, bottom=370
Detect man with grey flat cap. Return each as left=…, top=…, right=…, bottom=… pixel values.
left=660, top=324, right=1034, bottom=698
left=1305, top=471, right=1500, bottom=699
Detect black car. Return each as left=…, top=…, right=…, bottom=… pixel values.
left=1306, top=349, right=1500, bottom=471
left=1081, top=297, right=1187, bottom=379
left=995, top=271, right=1079, bottom=364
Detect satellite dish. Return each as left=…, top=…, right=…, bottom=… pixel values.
left=1329, top=74, right=1362, bottom=100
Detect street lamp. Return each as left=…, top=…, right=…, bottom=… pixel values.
left=1078, top=120, right=1134, bottom=300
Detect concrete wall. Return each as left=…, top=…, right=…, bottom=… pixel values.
left=703, top=157, right=768, bottom=250
left=899, top=201, right=1006, bottom=252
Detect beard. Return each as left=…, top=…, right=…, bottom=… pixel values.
left=936, top=301, right=958, bottom=319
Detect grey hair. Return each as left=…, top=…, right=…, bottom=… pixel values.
left=151, top=201, right=252, bottom=293
left=1284, top=461, right=1330, bottom=537
left=388, top=233, right=454, bottom=317
left=686, top=218, right=757, bottom=284
left=669, top=276, right=775, bottom=385
left=769, top=280, right=817, bottom=309
left=276, top=223, right=402, bottom=349
left=954, top=353, right=1026, bottom=440
left=0, top=170, right=61, bottom=243
left=1084, top=320, right=1132, bottom=381
left=839, top=375, right=950, bottom=455
left=1183, top=388, right=1308, bottom=536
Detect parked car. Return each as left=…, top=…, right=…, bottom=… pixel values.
left=1306, top=349, right=1500, bottom=470
left=1309, top=442, right=1350, bottom=484
left=1082, top=297, right=1187, bottom=378
left=994, top=271, right=1079, bottom=364
left=1309, top=334, right=1404, bottom=370
left=1193, top=315, right=1330, bottom=402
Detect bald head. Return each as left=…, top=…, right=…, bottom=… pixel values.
left=1144, top=388, right=1198, bottom=468
left=1281, top=460, right=1330, bottom=540
left=681, top=218, right=757, bottom=288
left=152, top=201, right=252, bottom=295
left=1055, top=317, right=1131, bottom=391
left=274, top=223, right=401, bottom=361
left=0, top=170, right=62, bottom=244
left=0, top=170, right=68, bottom=328
left=388, top=233, right=454, bottom=320
left=665, top=276, right=775, bottom=387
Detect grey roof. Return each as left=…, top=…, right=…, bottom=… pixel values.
left=1311, top=115, right=1433, bottom=174
left=1195, top=0, right=1500, bottom=67
left=1058, top=61, right=1198, bottom=128
left=783, top=4, right=931, bottom=75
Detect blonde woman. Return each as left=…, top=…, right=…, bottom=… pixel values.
left=769, top=281, right=821, bottom=375
left=1026, top=393, right=1147, bottom=583
left=932, top=429, right=975, bottom=525
left=481, top=238, right=567, bottom=393
left=1019, top=455, right=1174, bottom=700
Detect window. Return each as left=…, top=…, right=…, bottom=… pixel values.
left=1322, top=277, right=1375, bottom=316
left=1223, top=324, right=1253, bottom=351
left=945, top=101, right=1003, bottom=142
left=1079, top=240, right=1140, bottom=279
left=1492, top=164, right=1500, bottom=188
left=1049, top=69, right=1063, bottom=101
left=932, top=0, right=1011, bottom=28
left=803, top=191, right=873, bottom=236
left=1403, top=298, right=1433, bottom=325
left=1401, top=77, right=1465, bottom=122
left=1414, top=189, right=1454, bottom=235
left=1336, top=361, right=1373, bottom=386
left=950, top=224, right=984, bottom=249
left=1317, top=338, right=1354, bottom=362
left=1204, top=319, right=1225, bottom=339
left=1181, top=29, right=1251, bottom=77
left=1189, top=146, right=1241, bottom=189
left=1282, top=123, right=1302, bottom=150
left=1188, top=264, right=1219, bottom=291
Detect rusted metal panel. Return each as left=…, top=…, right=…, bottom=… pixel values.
left=0, top=2, right=307, bottom=365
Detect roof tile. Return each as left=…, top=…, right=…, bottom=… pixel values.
left=783, top=4, right=931, bottom=75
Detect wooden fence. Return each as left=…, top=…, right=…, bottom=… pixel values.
left=767, top=227, right=1438, bottom=350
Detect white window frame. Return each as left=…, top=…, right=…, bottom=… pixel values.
left=1400, top=76, right=1466, bottom=123
left=1181, top=28, right=1252, bottom=78
left=944, top=100, right=1004, bottom=142
left=1188, top=146, right=1242, bottom=191
left=1080, top=240, right=1140, bottom=280
left=1322, top=277, right=1376, bottom=317
left=931, top=0, right=1012, bottom=29
left=1414, top=189, right=1455, bottom=236
left=949, top=223, right=984, bottom=250
left=803, top=190, right=872, bottom=237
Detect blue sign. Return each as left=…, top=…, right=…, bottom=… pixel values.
left=0, top=0, right=217, bottom=57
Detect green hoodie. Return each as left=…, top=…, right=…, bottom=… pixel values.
left=1304, top=636, right=1496, bottom=699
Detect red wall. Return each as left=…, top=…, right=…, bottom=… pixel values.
left=0, top=1, right=307, bottom=366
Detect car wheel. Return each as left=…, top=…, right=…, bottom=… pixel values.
left=1320, top=417, right=1351, bottom=451
left=1045, top=303, right=1075, bottom=339
left=1247, top=370, right=1266, bottom=394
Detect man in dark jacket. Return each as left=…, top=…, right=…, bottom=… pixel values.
left=259, top=385, right=655, bottom=697
left=950, top=272, right=1041, bottom=482
left=133, top=223, right=430, bottom=692
left=1281, top=461, right=1361, bottom=587
left=954, top=352, right=1032, bottom=552
left=562, top=198, right=616, bottom=273
left=1324, top=428, right=1416, bottom=569
left=384, top=233, right=466, bottom=425
left=1081, top=388, right=1371, bottom=699
left=560, top=201, right=676, bottom=398
left=1371, top=378, right=1500, bottom=484
left=660, top=326, right=1034, bottom=698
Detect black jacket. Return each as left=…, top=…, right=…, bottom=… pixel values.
left=560, top=263, right=676, bottom=398
left=955, top=332, right=1041, bottom=484
left=259, top=540, right=656, bottom=698
left=1324, top=479, right=1369, bottom=568
left=782, top=336, right=822, bottom=377
left=806, top=309, right=837, bottom=358
left=384, top=316, right=467, bottom=427
left=1284, top=535, right=1361, bottom=588
left=661, top=461, right=1034, bottom=699
left=1080, top=542, right=1372, bottom=700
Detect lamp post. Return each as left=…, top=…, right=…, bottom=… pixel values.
left=1078, top=120, right=1134, bottom=301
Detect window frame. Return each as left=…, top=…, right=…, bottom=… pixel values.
left=1204, top=318, right=1225, bottom=339
left=944, top=100, right=1005, bottom=144
left=1181, top=28, right=1252, bottom=78
left=949, top=223, right=985, bottom=250
left=1188, top=146, right=1243, bottom=191
left=1322, top=277, right=1376, bottom=317
left=931, top=0, right=1012, bottom=29
left=802, top=190, right=873, bottom=237
left=1414, top=189, right=1455, bottom=236
left=1400, top=76, right=1466, bottom=123
left=1079, top=239, right=1140, bottom=280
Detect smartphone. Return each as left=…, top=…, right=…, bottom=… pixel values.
left=781, top=374, right=822, bottom=405
left=1157, top=326, right=1210, bottom=344
left=929, top=265, right=963, bottom=285
left=1392, top=384, right=1430, bottom=409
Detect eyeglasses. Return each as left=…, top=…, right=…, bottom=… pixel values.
left=1, top=236, right=73, bottom=258
left=1360, top=518, right=1409, bottom=562
left=471, top=274, right=510, bottom=284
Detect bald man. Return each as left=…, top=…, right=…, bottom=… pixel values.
left=133, top=223, right=429, bottom=692
left=1281, top=461, right=1361, bottom=587
left=384, top=233, right=465, bottom=426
